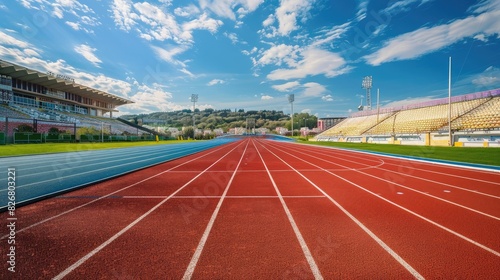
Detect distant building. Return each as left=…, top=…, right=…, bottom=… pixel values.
left=0, top=59, right=132, bottom=117
left=317, top=117, right=346, bottom=131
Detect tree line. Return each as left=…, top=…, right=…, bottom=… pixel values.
left=121, top=108, right=317, bottom=132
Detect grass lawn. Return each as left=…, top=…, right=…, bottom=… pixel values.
left=301, top=141, right=500, bottom=167
left=0, top=140, right=194, bottom=157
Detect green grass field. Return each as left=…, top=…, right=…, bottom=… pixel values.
left=302, top=141, right=500, bottom=167
left=0, top=140, right=194, bottom=157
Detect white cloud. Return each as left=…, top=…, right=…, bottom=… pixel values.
left=312, top=22, right=351, bottom=47
left=174, top=4, right=201, bottom=17
left=182, top=13, right=223, bottom=41
left=356, top=0, right=368, bottom=21
left=151, top=45, right=188, bottom=67
left=74, top=44, right=102, bottom=67
left=365, top=3, right=500, bottom=66
left=110, top=0, right=138, bottom=31
left=303, top=82, right=326, bottom=97
left=322, top=94, right=333, bottom=101
left=0, top=30, right=32, bottom=49
left=383, top=0, right=435, bottom=15
left=199, top=0, right=264, bottom=21
left=20, top=0, right=100, bottom=32
left=261, top=95, right=273, bottom=100
left=262, top=14, right=275, bottom=27
left=274, top=0, right=315, bottom=36
left=267, top=47, right=350, bottom=80
left=472, top=66, right=500, bottom=86
left=272, top=81, right=300, bottom=92
left=256, top=44, right=300, bottom=67
left=207, top=79, right=225, bottom=86
left=224, top=32, right=238, bottom=44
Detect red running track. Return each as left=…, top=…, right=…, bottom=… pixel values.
left=1, top=138, right=499, bottom=279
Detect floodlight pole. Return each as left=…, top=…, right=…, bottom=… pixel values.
left=191, top=94, right=198, bottom=128
left=288, top=94, right=294, bottom=136
left=362, top=76, right=373, bottom=110
left=377, top=88, right=380, bottom=123
left=448, top=57, right=452, bottom=146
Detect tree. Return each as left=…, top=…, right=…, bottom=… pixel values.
left=183, top=126, right=194, bottom=139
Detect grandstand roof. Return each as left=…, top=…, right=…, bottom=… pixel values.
left=0, top=59, right=133, bottom=106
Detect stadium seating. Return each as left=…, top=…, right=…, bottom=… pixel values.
left=451, top=97, right=500, bottom=130
left=319, top=113, right=392, bottom=136
left=317, top=94, right=499, bottom=139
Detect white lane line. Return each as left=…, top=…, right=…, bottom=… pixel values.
left=0, top=142, right=237, bottom=240
left=286, top=143, right=500, bottom=198
left=253, top=139, right=323, bottom=280
left=0, top=146, right=211, bottom=192
left=272, top=143, right=500, bottom=220
left=52, top=141, right=244, bottom=280
left=265, top=141, right=500, bottom=257
left=256, top=140, right=425, bottom=280
left=182, top=140, right=250, bottom=280
left=297, top=143, right=500, bottom=181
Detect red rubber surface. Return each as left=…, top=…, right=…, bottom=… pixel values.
left=1, top=138, right=499, bottom=279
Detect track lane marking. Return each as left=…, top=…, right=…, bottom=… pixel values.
left=272, top=143, right=500, bottom=219
left=294, top=144, right=500, bottom=199
left=0, top=141, right=240, bottom=240
left=255, top=139, right=424, bottom=279
left=182, top=139, right=250, bottom=279
left=263, top=140, right=500, bottom=257
left=0, top=145, right=214, bottom=192
left=253, top=139, right=323, bottom=280
left=52, top=140, right=246, bottom=280
left=294, top=142, right=500, bottom=181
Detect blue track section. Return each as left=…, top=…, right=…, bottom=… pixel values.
left=0, top=138, right=237, bottom=211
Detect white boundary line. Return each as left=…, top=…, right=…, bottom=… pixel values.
left=278, top=143, right=500, bottom=219
left=52, top=140, right=245, bottom=280
left=294, top=141, right=500, bottom=174
left=265, top=141, right=500, bottom=257
left=253, top=139, right=323, bottom=280
left=256, top=139, right=424, bottom=279
left=0, top=142, right=237, bottom=240
left=182, top=140, right=250, bottom=279
left=300, top=143, right=500, bottom=189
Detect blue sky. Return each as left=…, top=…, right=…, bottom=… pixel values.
left=0, top=0, right=499, bottom=118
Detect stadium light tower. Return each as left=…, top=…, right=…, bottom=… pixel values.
left=288, top=94, right=295, bottom=136
left=362, top=76, right=373, bottom=110
left=448, top=57, right=452, bottom=146
left=191, top=94, right=198, bottom=128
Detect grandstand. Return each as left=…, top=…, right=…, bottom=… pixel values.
left=0, top=59, right=157, bottom=144
left=315, top=89, right=500, bottom=147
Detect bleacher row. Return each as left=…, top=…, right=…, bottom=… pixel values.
left=0, top=104, right=144, bottom=136
left=317, top=95, right=500, bottom=138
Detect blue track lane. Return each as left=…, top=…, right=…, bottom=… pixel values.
left=0, top=138, right=237, bottom=211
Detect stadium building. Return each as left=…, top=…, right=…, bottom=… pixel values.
left=0, top=59, right=132, bottom=117
left=314, top=88, right=500, bottom=147
left=0, top=59, right=162, bottom=144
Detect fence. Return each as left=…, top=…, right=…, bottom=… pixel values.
left=0, top=117, right=159, bottom=144
left=0, top=117, right=77, bottom=144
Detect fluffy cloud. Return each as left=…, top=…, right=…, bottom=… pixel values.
left=261, top=95, right=273, bottom=100
left=74, top=44, right=102, bottom=67
left=20, top=0, right=100, bottom=33
left=365, top=1, right=500, bottom=66
left=111, top=0, right=223, bottom=44
left=303, top=82, right=326, bottom=97
left=256, top=44, right=300, bottom=67
left=267, top=47, right=350, bottom=80
left=207, top=79, right=225, bottom=86
left=199, top=0, right=264, bottom=21
left=272, top=81, right=300, bottom=92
